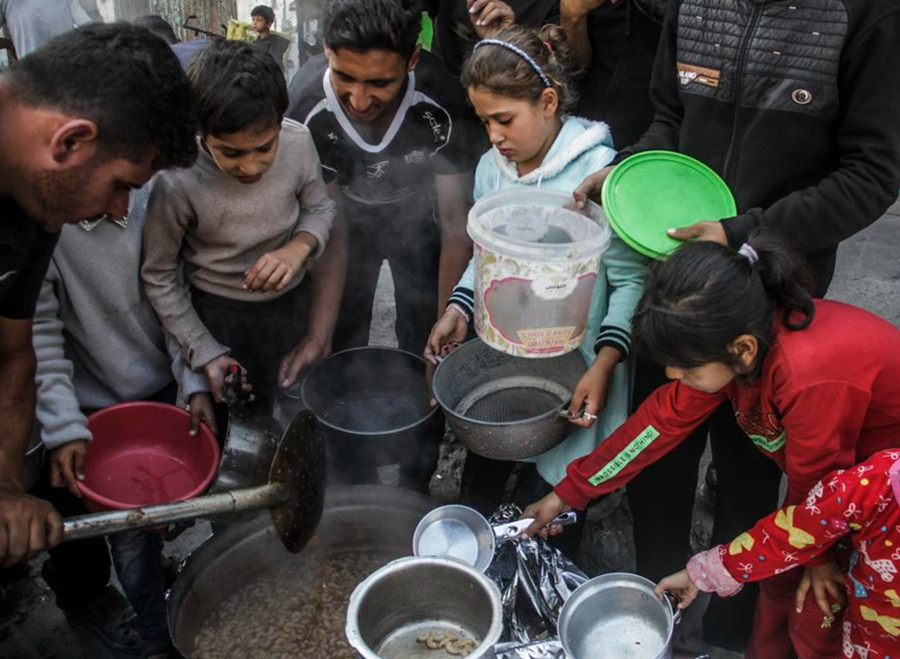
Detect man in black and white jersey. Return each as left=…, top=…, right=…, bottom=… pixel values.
left=287, top=0, right=482, bottom=357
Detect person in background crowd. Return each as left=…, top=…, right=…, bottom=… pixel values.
left=132, top=14, right=178, bottom=44
left=288, top=0, right=481, bottom=357
left=0, top=20, right=197, bottom=650
left=132, top=13, right=210, bottom=72
left=32, top=189, right=213, bottom=659
left=142, top=39, right=336, bottom=434
left=573, top=1, right=900, bottom=653
left=425, top=0, right=558, bottom=78
left=286, top=0, right=482, bottom=491
left=523, top=236, right=900, bottom=658
left=424, top=25, right=647, bottom=555
left=561, top=0, right=662, bottom=148
left=251, top=4, right=290, bottom=69
left=656, top=448, right=900, bottom=659
left=0, top=0, right=91, bottom=58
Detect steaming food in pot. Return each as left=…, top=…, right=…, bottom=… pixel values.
left=192, top=550, right=390, bottom=659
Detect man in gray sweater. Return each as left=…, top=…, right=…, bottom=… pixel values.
left=33, top=189, right=214, bottom=658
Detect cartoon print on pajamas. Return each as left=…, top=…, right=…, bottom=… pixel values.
left=687, top=450, right=900, bottom=658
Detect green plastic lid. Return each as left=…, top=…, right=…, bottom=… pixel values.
left=601, top=151, right=737, bottom=260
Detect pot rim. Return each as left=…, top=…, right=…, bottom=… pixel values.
left=558, top=572, right=677, bottom=659
left=412, top=504, right=496, bottom=572
left=432, top=340, right=586, bottom=428
left=345, top=555, right=504, bottom=659
left=301, top=346, right=440, bottom=437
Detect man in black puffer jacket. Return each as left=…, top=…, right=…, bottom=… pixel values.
left=575, top=2, right=900, bottom=658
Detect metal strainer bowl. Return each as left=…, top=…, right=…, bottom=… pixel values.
left=432, top=339, right=586, bottom=460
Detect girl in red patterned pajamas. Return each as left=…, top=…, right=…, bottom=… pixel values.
left=657, top=449, right=900, bottom=658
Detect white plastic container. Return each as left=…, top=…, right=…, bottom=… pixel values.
left=467, top=189, right=612, bottom=358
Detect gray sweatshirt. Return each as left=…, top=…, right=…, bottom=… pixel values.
left=142, top=118, right=335, bottom=370
left=33, top=191, right=208, bottom=450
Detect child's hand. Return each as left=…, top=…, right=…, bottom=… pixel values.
left=520, top=492, right=572, bottom=539
left=187, top=392, right=217, bottom=436
left=244, top=233, right=317, bottom=293
left=278, top=333, right=330, bottom=388
left=203, top=356, right=253, bottom=404
left=795, top=562, right=847, bottom=619
left=566, top=346, right=619, bottom=427
left=49, top=440, right=87, bottom=497
left=423, top=306, right=468, bottom=365
left=654, top=570, right=699, bottom=610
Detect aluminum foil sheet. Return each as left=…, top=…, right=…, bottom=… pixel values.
left=486, top=504, right=588, bottom=658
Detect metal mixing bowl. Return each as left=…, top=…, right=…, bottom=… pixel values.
left=346, top=556, right=503, bottom=659
left=432, top=339, right=586, bottom=460
left=558, top=573, right=679, bottom=659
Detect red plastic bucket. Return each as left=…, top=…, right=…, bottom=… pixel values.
left=77, top=402, right=220, bottom=513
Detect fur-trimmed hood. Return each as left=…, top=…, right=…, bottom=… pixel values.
left=491, top=116, right=614, bottom=186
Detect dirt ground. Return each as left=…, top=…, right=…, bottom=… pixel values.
left=1, top=206, right=898, bottom=659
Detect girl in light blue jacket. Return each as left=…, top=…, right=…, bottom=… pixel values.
left=424, top=26, right=648, bottom=514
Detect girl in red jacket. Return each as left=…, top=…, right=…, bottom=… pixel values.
left=522, top=235, right=900, bottom=659
left=656, top=449, right=900, bottom=659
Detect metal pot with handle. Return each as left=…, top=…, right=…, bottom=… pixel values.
left=412, top=504, right=577, bottom=572
left=558, top=573, right=682, bottom=659
left=432, top=339, right=586, bottom=461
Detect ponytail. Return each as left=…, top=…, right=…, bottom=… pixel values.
left=747, top=233, right=815, bottom=330
left=632, top=232, right=815, bottom=374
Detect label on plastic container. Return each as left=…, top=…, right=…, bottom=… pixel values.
left=502, top=214, right=549, bottom=242
left=531, top=273, right=578, bottom=300
left=516, top=327, right=577, bottom=353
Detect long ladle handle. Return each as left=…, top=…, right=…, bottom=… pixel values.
left=62, top=482, right=289, bottom=542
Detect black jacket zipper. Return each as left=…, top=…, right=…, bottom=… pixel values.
left=722, top=2, right=764, bottom=179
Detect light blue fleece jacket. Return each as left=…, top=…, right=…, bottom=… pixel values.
left=449, top=116, right=649, bottom=484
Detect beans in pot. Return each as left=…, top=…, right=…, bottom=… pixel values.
left=193, top=551, right=391, bottom=659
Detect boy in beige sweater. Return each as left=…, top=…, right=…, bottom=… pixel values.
left=142, top=39, right=338, bottom=420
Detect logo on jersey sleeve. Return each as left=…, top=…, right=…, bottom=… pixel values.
left=422, top=110, right=449, bottom=146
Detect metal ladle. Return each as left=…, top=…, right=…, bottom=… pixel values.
left=61, top=411, right=325, bottom=553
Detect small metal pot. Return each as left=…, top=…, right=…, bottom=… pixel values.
left=558, top=573, right=680, bottom=659
left=412, top=504, right=577, bottom=572
left=432, top=339, right=586, bottom=460
left=346, top=556, right=503, bottom=659
left=302, top=347, right=443, bottom=466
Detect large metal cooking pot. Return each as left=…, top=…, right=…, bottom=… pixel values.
left=432, top=339, right=586, bottom=460
left=558, top=573, right=681, bottom=659
left=302, top=347, right=443, bottom=466
left=346, top=556, right=503, bottom=659
left=168, top=485, right=434, bottom=658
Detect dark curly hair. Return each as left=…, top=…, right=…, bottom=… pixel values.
left=6, top=22, right=197, bottom=170
left=324, top=0, right=422, bottom=61
left=187, top=38, right=288, bottom=137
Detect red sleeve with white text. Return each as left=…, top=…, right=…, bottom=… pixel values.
left=554, top=381, right=726, bottom=510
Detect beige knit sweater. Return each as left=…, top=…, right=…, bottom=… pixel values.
left=141, top=119, right=335, bottom=369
